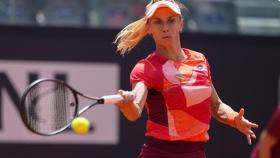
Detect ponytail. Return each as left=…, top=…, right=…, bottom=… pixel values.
left=113, top=17, right=148, bottom=55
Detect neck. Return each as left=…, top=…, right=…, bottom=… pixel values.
left=155, top=44, right=186, bottom=62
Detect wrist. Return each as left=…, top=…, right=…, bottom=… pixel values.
left=227, top=111, right=239, bottom=128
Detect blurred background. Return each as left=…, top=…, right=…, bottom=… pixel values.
left=0, top=0, right=279, bottom=35
left=0, top=0, right=279, bottom=158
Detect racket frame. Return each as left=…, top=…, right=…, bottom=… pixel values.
left=20, top=78, right=104, bottom=136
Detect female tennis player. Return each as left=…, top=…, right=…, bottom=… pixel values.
left=114, top=0, right=258, bottom=157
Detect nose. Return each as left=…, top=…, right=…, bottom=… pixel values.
left=162, top=22, right=169, bottom=32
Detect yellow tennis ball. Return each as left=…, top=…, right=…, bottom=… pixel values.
left=71, top=117, right=91, bottom=134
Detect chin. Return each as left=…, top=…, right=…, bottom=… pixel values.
left=161, top=42, right=174, bottom=48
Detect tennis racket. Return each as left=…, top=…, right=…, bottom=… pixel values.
left=19, top=78, right=123, bottom=136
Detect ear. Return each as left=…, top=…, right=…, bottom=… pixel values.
left=146, top=23, right=152, bottom=35
left=179, top=17, right=184, bottom=32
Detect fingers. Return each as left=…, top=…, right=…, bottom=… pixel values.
left=243, top=119, right=259, bottom=129
left=117, top=90, right=135, bottom=104
left=236, top=108, right=258, bottom=130
left=247, top=135, right=252, bottom=145
left=240, top=120, right=258, bottom=138
left=249, top=122, right=259, bottom=128
left=251, top=134, right=256, bottom=139
left=246, top=132, right=257, bottom=145
left=249, top=129, right=255, bottom=135
left=238, top=123, right=258, bottom=146
left=242, top=128, right=255, bottom=137
left=237, top=108, right=245, bottom=119
left=118, top=90, right=126, bottom=95
left=234, top=108, right=258, bottom=145
left=248, top=130, right=257, bottom=139
left=246, top=121, right=258, bottom=129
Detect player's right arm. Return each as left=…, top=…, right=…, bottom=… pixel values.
left=115, top=81, right=148, bottom=121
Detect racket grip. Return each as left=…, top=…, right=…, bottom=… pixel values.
left=101, top=94, right=123, bottom=104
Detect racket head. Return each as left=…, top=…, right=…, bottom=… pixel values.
left=20, top=78, right=79, bottom=136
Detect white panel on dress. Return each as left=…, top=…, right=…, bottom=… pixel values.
left=181, top=86, right=211, bottom=107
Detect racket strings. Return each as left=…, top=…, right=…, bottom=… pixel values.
left=54, top=83, right=72, bottom=131
left=23, top=81, right=77, bottom=134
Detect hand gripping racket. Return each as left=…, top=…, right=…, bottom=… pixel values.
left=19, top=78, right=123, bottom=136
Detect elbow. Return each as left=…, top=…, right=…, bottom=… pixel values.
left=126, top=112, right=141, bottom=122
left=127, top=104, right=143, bottom=121
left=127, top=117, right=138, bottom=122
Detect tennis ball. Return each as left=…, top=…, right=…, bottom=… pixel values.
left=71, top=117, right=91, bottom=134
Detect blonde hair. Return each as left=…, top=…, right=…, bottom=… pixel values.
left=113, top=17, right=148, bottom=55
left=114, top=0, right=186, bottom=55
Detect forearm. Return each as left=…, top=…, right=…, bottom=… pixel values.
left=118, top=102, right=142, bottom=121
left=211, top=101, right=238, bottom=127
left=117, top=82, right=147, bottom=121
left=210, top=84, right=238, bottom=127
left=210, top=83, right=258, bottom=144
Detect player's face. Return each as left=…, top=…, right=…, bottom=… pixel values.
left=147, top=7, right=183, bottom=47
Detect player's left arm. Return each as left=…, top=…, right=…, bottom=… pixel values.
left=210, top=83, right=259, bottom=145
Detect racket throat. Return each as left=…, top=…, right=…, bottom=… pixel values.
left=97, top=99, right=105, bottom=104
